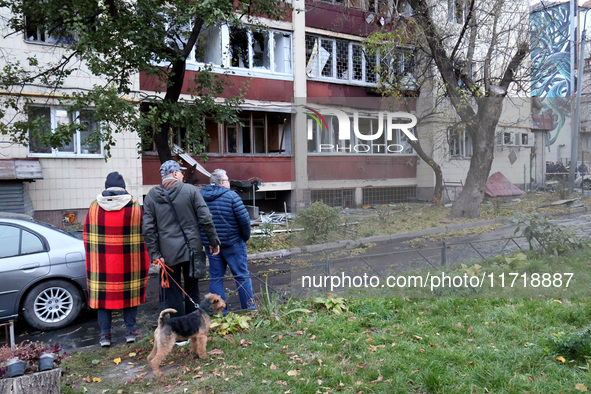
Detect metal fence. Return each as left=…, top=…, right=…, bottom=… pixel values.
left=207, top=235, right=535, bottom=311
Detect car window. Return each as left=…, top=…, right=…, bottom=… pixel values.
left=0, top=225, right=20, bottom=258
left=21, top=229, right=45, bottom=255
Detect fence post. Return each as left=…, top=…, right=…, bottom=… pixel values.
left=441, top=241, right=447, bottom=266
left=325, top=254, right=330, bottom=276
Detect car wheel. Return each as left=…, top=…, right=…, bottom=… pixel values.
left=22, top=280, right=82, bottom=330
left=583, top=179, right=591, bottom=190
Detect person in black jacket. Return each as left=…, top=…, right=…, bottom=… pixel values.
left=143, top=160, right=220, bottom=318
left=201, top=169, right=255, bottom=313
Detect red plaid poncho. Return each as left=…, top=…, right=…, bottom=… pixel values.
left=84, top=199, right=149, bottom=309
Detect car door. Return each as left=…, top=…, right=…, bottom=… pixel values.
left=0, top=223, right=51, bottom=321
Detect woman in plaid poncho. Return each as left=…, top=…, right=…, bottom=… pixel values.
left=84, top=172, right=150, bottom=347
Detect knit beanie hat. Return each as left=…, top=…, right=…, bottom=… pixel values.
left=105, top=172, right=126, bottom=189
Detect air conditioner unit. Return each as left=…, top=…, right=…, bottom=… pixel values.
left=496, top=132, right=515, bottom=146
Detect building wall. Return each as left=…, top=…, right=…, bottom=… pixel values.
left=0, top=7, right=143, bottom=225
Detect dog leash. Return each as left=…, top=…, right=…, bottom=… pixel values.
left=155, top=259, right=201, bottom=311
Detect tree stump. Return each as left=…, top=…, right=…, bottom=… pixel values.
left=0, top=368, right=61, bottom=394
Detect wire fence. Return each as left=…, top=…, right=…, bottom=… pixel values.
left=204, top=235, right=536, bottom=311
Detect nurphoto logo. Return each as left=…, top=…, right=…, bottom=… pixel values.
left=305, top=106, right=418, bottom=153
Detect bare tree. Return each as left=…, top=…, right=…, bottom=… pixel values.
left=399, top=0, right=530, bottom=217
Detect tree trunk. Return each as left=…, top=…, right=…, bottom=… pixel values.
left=449, top=99, right=501, bottom=217
left=409, top=140, right=443, bottom=204
left=0, top=368, right=61, bottom=394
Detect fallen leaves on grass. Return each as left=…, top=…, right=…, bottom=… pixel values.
left=208, top=349, right=224, bottom=355
left=113, top=357, right=122, bottom=365
left=575, top=383, right=588, bottom=391
left=556, top=356, right=566, bottom=363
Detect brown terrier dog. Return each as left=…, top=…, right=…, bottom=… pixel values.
left=148, top=293, right=226, bottom=376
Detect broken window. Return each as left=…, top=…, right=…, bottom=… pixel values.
left=230, top=27, right=250, bottom=68
left=320, top=39, right=334, bottom=78
left=273, top=32, right=292, bottom=74
left=194, top=25, right=291, bottom=74
left=194, top=25, right=222, bottom=65
left=336, top=40, right=349, bottom=80
left=352, top=44, right=364, bottom=81
left=306, top=34, right=395, bottom=85
left=221, top=112, right=291, bottom=155
left=365, top=49, right=377, bottom=84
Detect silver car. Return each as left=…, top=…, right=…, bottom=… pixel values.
left=0, top=213, right=87, bottom=330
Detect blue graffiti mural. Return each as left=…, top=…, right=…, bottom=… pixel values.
left=530, top=3, right=571, bottom=146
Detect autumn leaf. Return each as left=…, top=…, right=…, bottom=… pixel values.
left=575, top=383, right=588, bottom=391
left=276, top=380, right=287, bottom=386
left=208, top=349, right=224, bottom=355
left=91, top=359, right=100, bottom=365
left=270, top=363, right=278, bottom=370
left=556, top=356, right=566, bottom=363
left=92, top=377, right=102, bottom=383
left=370, top=370, right=384, bottom=384
left=287, top=370, right=299, bottom=376
left=85, top=375, right=92, bottom=383
left=467, top=326, right=473, bottom=334
left=192, top=372, right=204, bottom=379
left=128, top=352, right=136, bottom=358
left=347, top=317, right=357, bottom=322
left=113, top=357, right=122, bottom=365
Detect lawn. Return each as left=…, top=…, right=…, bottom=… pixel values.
left=247, top=191, right=591, bottom=254
left=60, top=248, right=591, bottom=393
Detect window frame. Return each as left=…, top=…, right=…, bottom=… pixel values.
left=27, top=106, right=104, bottom=158
left=187, top=24, right=293, bottom=79
left=448, top=126, right=473, bottom=159
left=0, top=223, right=48, bottom=259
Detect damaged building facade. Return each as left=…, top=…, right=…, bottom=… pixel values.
left=0, top=0, right=541, bottom=224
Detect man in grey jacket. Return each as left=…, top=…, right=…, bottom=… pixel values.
left=143, top=160, right=220, bottom=318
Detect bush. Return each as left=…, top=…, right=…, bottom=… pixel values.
left=511, top=212, right=588, bottom=255
left=551, top=326, right=591, bottom=360
left=295, top=201, right=341, bottom=244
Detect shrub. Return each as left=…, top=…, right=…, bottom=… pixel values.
left=511, top=212, right=588, bottom=255
left=551, top=326, right=591, bottom=360
left=295, top=201, right=341, bottom=244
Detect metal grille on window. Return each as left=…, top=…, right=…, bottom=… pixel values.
left=362, top=186, right=416, bottom=205
left=320, top=39, right=334, bottom=78
left=305, top=35, right=319, bottom=77
left=365, top=49, right=377, bottom=83
left=311, top=189, right=355, bottom=208
left=336, top=40, right=349, bottom=80
left=352, top=44, right=363, bottom=81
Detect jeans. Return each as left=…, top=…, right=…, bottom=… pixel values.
left=159, top=259, right=200, bottom=318
left=97, top=306, right=138, bottom=335
left=206, top=240, right=255, bottom=312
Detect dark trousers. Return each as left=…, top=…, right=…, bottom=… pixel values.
left=97, top=307, right=138, bottom=335
left=159, top=260, right=200, bottom=317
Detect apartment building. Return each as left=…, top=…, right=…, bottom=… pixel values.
left=0, top=0, right=537, bottom=224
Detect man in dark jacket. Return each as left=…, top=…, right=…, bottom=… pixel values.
left=143, top=160, right=220, bottom=318
left=201, top=169, right=255, bottom=312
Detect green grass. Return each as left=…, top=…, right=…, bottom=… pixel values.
left=61, top=261, right=591, bottom=393
left=60, top=297, right=591, bottom=393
